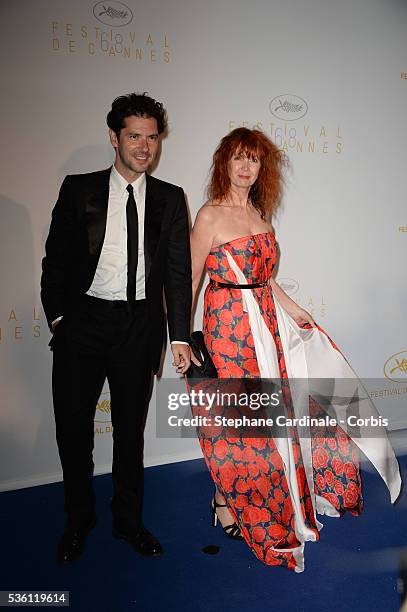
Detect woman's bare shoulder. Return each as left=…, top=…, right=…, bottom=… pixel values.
left=195, top=200, right=223, bottom=222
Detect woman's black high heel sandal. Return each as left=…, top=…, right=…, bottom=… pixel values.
left=211, top=489, right=244, bottom=540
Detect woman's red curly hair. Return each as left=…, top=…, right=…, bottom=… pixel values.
left=208, top=128, right=286, bottom=218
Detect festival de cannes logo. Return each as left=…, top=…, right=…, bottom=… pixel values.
left=384, top=351, right=407, bottom=383
left=277, top=277, right=299, bottom=296
left=93, top=1, right=133, bottom=26
left=95, top=391, right=112, bottom=423
left=269, top=94, right=308, bottom=121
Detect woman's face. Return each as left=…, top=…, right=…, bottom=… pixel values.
left=227, top=149, right=261, bottom=190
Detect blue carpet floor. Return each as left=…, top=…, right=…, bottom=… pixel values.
left=1, top=455, right=407, bottom=612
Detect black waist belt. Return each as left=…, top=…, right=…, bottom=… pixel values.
left=209, top=280, right=269, bottom=289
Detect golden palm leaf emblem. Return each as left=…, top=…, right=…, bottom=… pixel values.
left=96, top=399, right=111, bottom=414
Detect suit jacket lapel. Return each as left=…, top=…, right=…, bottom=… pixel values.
left=144, top=174, right=165, bottom=282
left=86, top=169, right=110, bottom=258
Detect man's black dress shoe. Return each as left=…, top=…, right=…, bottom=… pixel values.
left=56, top=517, right=96, bottom=565
left=112, top=526, right=163, bottom=557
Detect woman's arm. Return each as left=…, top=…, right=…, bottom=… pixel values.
left=190, top=205, right=217, bottom=312
left=270, top=276, right=316, bottom=326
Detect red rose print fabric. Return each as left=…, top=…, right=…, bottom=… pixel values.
left=195, top=232, right=363, bottom=572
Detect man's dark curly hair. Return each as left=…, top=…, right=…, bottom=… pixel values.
left=106, top=92, right=167, bottom=138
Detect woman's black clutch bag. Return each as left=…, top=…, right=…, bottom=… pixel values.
left=186, top=331, right=218, bottom=379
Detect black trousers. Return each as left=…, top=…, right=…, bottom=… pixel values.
left=51, top=295, right=153, bottom=531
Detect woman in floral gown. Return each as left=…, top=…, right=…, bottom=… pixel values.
left=190, top=128, right=401, bottom=572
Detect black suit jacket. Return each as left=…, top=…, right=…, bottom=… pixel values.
left=41, top=168, right=192, bottom=373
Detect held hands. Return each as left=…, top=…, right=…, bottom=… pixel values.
left=171, top=343, right=191, bottom=375
left=190, top=352, right=202, bottom=366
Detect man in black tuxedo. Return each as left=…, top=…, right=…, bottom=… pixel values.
left=41, top=93, right=191, bottom=564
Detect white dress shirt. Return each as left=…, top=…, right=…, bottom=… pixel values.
left=87, top=166, right=146, bottom=300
